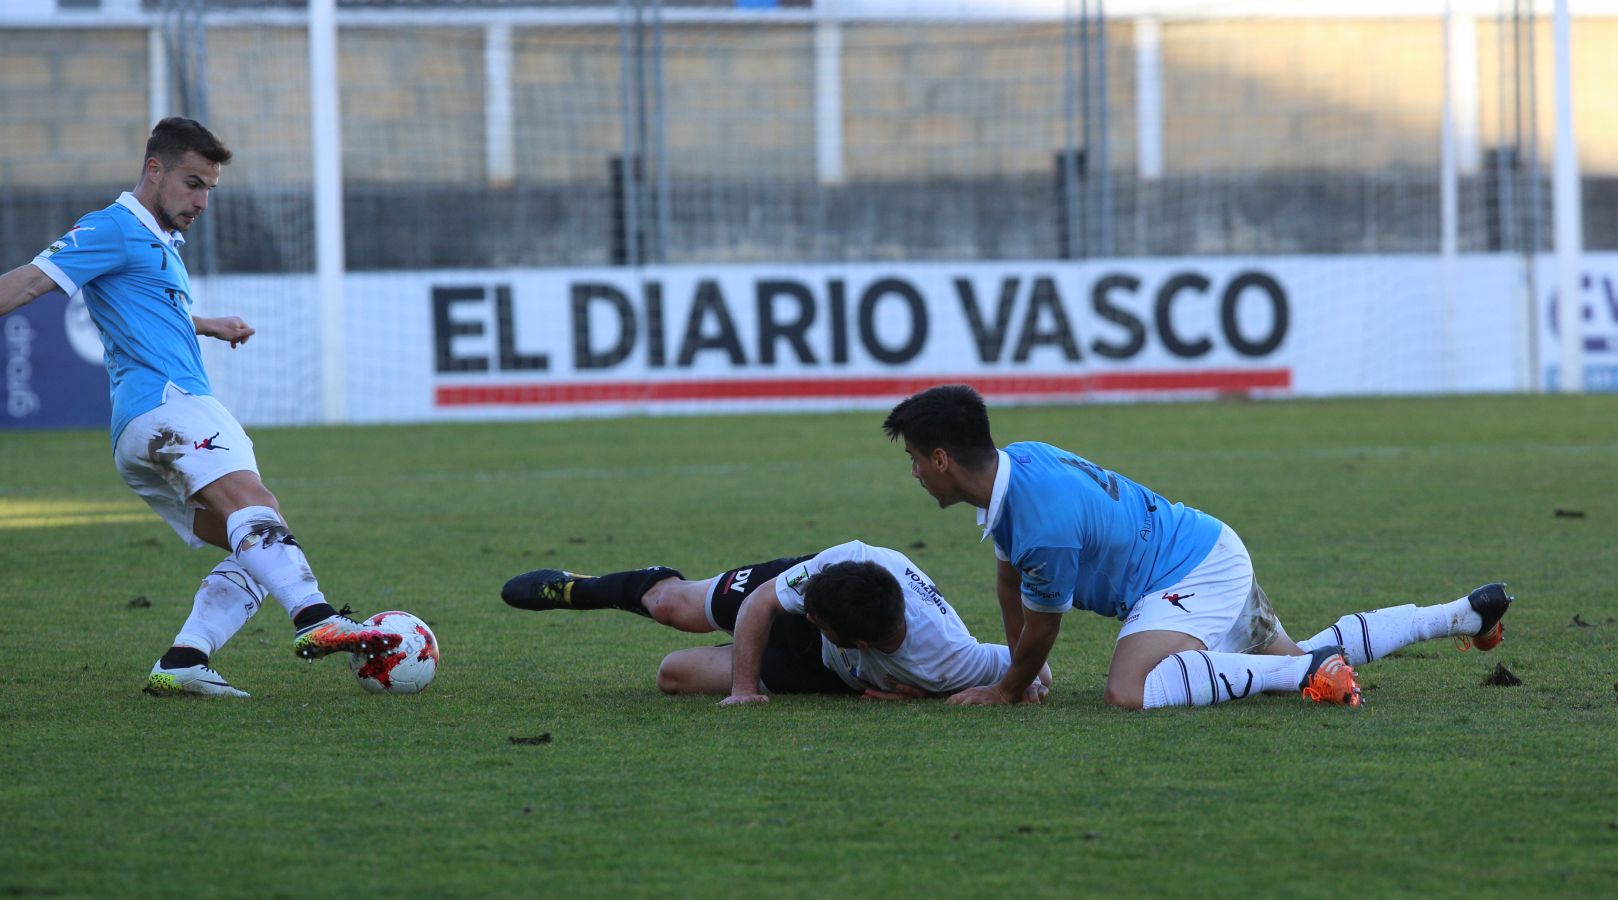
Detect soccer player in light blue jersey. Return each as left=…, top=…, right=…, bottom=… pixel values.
left=882, top=384, right=1514, bottom=710
left=0, top=118, right=399, bottom=697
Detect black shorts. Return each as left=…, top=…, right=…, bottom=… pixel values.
left=706, top=555, right=858, bottom=696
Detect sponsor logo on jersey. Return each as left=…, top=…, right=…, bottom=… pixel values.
left=903, top=567, right=949, bottom=615
left=41, top=240, right=66, bottom=258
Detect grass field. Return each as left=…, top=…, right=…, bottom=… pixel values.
left=1, top=394, right=1615, bottom=898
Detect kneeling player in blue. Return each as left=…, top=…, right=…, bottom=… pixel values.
left=881, top=384, right=1513, bottom=709
left=501, top=540, right=1052, bottom=704
left=0, top=118, right=396, bottom=697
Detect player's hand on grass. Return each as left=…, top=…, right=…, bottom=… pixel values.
left=862, top=681, right=939, bottom=701
left=196, top=316, right=255, bottom=347
left=946, top=684, right=1017, bottom=706
left=719, top=693, right=770, bottom=706
left=1020, top=681, right=1049, bottom=704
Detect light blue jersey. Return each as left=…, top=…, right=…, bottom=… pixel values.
left=32, top=193, right=210, bottom=445
left=980, top=441, right=1223, bottom=619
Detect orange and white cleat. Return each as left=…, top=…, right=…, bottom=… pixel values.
left=1299, top=645, right=1363, bottom=708
left=1456, top=582, right=1513, bottom=652
left=292, top=610, right=403, bottom=661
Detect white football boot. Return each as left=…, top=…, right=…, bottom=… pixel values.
left=144, top=661, right=250, bottom=698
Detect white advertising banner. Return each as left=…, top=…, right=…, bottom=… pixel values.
left=1536, top=256, right=1618, bottom=392
left=190, top=254, right=1618, bottom=426
left=349, top=257, right=1523, bottom=423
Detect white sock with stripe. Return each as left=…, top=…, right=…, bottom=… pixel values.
left=172, top=557, right=268, bottom=655
left=225, top=505, right=326, bottom=617
left=1142, top=650, right=1312, bottom=708
left=1297, top=599, right=1482, bottom=667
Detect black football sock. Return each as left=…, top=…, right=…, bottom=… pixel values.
left=159, top=646, right=208, bottom=670
left=569, top=567, right=683, bottom=618
left=292, top=602, right=337, bottom=631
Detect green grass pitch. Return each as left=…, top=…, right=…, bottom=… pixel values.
left=1, top=394, right=1614, bottom=897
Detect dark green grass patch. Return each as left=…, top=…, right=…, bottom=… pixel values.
left=1, top=394, right=1615, bottom=897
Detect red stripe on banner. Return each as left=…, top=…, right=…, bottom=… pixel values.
left=434, top=369, right=1291, bottom=407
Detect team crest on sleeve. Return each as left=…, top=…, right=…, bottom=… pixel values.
left=41, top=240, right=67, bottom=257
left=784, top=566, right=812, bottom=596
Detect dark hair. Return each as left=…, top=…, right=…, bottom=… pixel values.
left=801, top=561, right=904, bottom=644
left=881, top=383, right=997, bottom=468
left=144, top=117, right=232, bottom=169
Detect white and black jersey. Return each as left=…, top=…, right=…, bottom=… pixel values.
left=773, top=541, right=1010, bottom=694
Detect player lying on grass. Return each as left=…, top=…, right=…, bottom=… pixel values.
left=0, top=118, right=395, bottom=698
left=882, top=384, right=1515, bottom=709
left=501, top=540, right=1052, bottom=704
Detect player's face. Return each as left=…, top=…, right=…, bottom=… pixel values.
left=804, top=611, right=861, bottom=649
left=903, top=439, right=961, bottom=508
left=149, top=151, right=221, bottom=232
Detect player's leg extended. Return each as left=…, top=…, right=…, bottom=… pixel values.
left=194, top=472, right=322, bottom=617
left=500, top=566, right=685, bottom=620
left=1295, top=583, right=1515, bottom=666
left=656, top=646, right=734, bottom=694
left=145, top=557, right=263, bottom=698
left=642, top=576, right=720, bottom=632
left=1126, top=526, right=1360, bottom=708
left=196, top=471, right=397, bottom=660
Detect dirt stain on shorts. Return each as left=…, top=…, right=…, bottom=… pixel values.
left=1233, top=581, right=1280, bottom=654
left=146, top=428, right=185, bottom=469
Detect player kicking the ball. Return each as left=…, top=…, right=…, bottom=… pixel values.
left=0, top=118, right=397, bottom=697
left=502, top=540, right=1052, bottom=704
left=881, top=384, right=1514, bottom=710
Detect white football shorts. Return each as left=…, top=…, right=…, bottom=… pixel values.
left=113, top=383, right=261, bottom=548
left=1117, top=524, right=1282, bottom=654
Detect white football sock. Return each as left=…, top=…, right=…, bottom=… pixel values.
left=1297, top=600, right=1482, bottom=666
left=1142, top=651, right=1310, bottom=708
left=172, top=557, right=267, bottom=655
left=225, top=505, right=326, bottom=617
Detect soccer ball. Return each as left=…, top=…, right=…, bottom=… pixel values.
left=349, top=610, right=439, bottom=694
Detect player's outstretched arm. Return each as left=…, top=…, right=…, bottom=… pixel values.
left=0, top=264, right=58, bottom=318
left=948, top=609, right=1062, bottom=706
left=194, top=315, right=255, bottom=348
left=720, top=580, right=784, bottom=707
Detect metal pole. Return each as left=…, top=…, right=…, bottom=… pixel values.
left=813, top=11, right=844, bottom=186
left=616, top=0, right=640, bottom=267
left=1078, top=0, right=1092, bottom=256
left=1441, top=1, right=1459, bottom=389
left=1496, top=0, right=1528, bottom=387
left=652, top=0, right=670, bottom=263
left=633, top=0, right=649, bottom=262
left=1552, top=0, right=1584, bottom=392
left=485, top=23, right=515, bottom=187
left=1525, top=0, right=1544, bottom=252
left=1061, top=0, right=1080, bottom=259
left=1097, top=0, right=1111, bottom=257
left=309, top=0, right=347, bottom=422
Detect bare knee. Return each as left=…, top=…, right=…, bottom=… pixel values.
left=657, top=654, right=691, bottom=694
left=643, top=579, right=712, bottom=633
left=1103, top=681, right=1146, bottom=711
left=645, top=590, right=684, bottom=628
